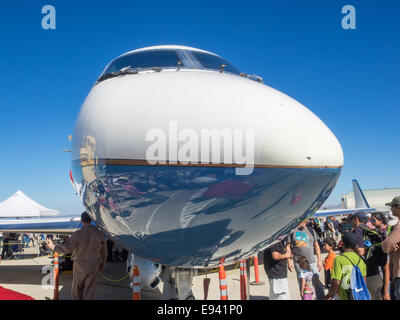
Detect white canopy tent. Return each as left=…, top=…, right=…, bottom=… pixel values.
left=0, top=191, right=59, bottom=218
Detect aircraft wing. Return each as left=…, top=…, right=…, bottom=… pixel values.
left=0, top=216, right=82, bottom=234
left=313, top=207, right=375, bottom=218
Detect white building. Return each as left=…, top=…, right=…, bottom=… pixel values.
left=342, top=188, right=400, bottom=211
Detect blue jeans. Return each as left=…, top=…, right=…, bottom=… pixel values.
left=394, top=278, right=400, bottom=300
left=294, top=262, right=325, bottom=300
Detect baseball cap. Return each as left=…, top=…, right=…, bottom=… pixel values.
left=349, top=211, right=368, bottom=223
left=385, top=196, right=400, bottom=207
left=342, top=232, right=359, bottom=248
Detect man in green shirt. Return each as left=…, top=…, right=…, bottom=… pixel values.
left=325, top=232, right=367, bottom=300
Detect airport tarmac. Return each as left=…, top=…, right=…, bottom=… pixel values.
left=0, top=244, right=332, bottom=300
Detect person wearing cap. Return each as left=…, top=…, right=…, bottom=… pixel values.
left=382, top=196, right=400, bottom=300
left=46, top=212, right=107, bottom=300
left=349, top=211, right=368, bottom=256
left=325, top=232, right=367, bottom=300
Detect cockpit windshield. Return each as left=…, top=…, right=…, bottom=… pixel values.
left=105, top=50, right=180, bottom=74
left=100, top=49, right=241, bottom=82
left=190, top=51, right=240, bottom=75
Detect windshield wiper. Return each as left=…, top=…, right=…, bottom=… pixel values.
left=96, top=66, right=140, bottom=84
left=240, top=73, right=264, bottom=84
left=96, top=66, right=167, bottom=84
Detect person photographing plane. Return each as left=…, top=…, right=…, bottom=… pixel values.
left=46, top=212, right=107, bottom=300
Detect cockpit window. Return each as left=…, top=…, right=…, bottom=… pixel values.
left=105, top=50, right=180, bottom=73
left=99, top=49, right=241, bottom=82
left=191, top=51, right=241, bottom=75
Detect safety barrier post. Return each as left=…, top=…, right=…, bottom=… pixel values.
left=239, top=260, right=247, bottom=300
left=218, top=258, right=228, bottom=300
left=53, top=252, right=59, bottom=300
left=132, top=265, right=141, bottom=300
left=250, top=255, right=265, bottom=285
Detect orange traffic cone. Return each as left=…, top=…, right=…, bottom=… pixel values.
left=132, top=265, right=140, bottom=300
left=219, top=258, right=228, bottom=300
left=53, top=252, right=59, bottom=300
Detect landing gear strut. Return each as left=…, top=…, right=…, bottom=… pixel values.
left=162, top=267, right=198, bottom=300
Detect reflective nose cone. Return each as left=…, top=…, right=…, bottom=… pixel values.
left=71, top=68, right=343, bottom=267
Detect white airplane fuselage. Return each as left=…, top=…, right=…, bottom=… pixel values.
left=71, top=45, right=343, bottom=268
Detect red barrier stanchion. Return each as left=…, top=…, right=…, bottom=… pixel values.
left=218, top=258, right=228, bottom=300
left=250, top=256, right=265, bottom=285
left=53, top=252, right=59, bottom=300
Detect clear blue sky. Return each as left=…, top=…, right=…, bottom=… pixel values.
left=0, top=0, right=399, bottom=214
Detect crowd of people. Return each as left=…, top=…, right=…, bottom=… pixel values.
left=2, top=200, right=400, bottom=301
left=263, top=196, right=400, bottom=300
left=0, top=233, right=39, bottom=260
left=0, top=232, right=54, bottom=260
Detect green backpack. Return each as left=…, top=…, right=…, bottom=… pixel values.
left=361, top=227, right=388, bottom=267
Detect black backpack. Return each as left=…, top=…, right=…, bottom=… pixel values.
left=361, top=226, right=388, bottom=267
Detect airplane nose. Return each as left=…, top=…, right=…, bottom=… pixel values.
left=71, top=71, right=343, bottom=267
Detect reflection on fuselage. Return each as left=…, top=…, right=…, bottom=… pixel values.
left=72, top=164, right=340, bottom=267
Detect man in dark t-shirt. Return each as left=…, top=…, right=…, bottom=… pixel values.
left=263, top=237, right=291, bottom=300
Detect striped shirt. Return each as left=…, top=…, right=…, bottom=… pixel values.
left=382, top=220, right=400, bottom=278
